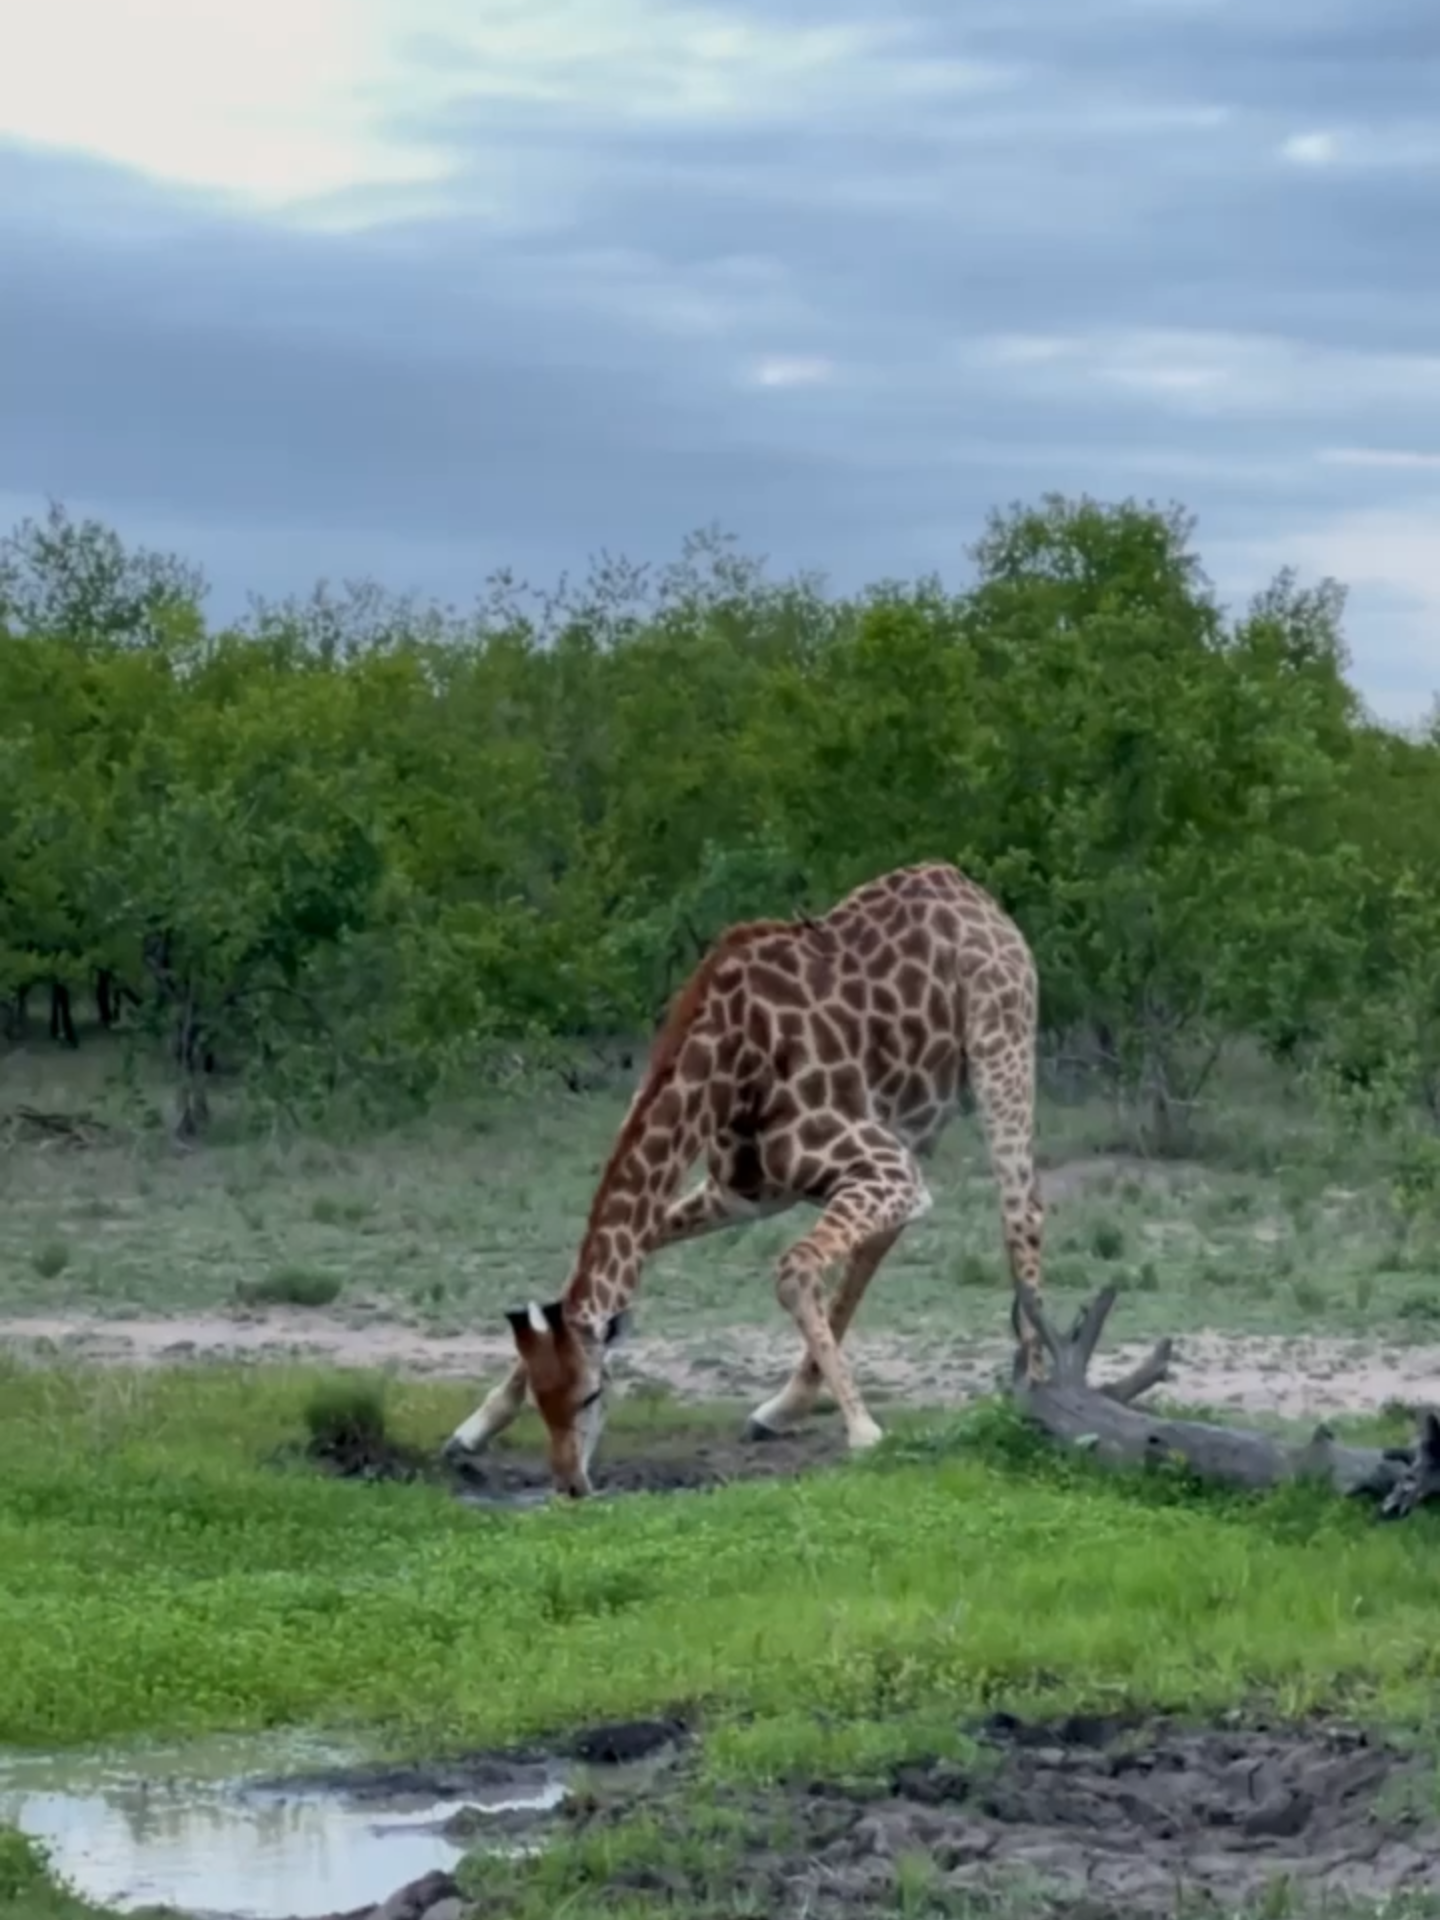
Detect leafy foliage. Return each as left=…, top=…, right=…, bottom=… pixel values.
left=1, top=497, right=1437, bottom=1154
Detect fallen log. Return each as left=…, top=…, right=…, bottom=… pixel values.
left=1009, top=1283, right=1440, bottom=1521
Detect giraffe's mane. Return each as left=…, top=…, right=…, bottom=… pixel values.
left=570, top=916, right=801, bottom=1280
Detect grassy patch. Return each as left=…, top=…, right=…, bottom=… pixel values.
left=2, top=1362, right=1440, bottom=1767
left=0, top=1037, right=1430, bottom=1349
left=234, top=1263, right=343, bottom=1309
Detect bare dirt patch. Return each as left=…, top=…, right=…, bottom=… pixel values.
left=8, top=1307, right=1440, bottom=1425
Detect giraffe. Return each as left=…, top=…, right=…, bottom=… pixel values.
left=442, top=860, right=1045, bottom=1498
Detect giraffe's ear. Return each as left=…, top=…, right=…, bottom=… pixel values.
left=506, top=1302, right=550, bottom=1353
left=603, top=1309, right=632, bottom=1350
left=505, top=1305, right=533, bottom=1351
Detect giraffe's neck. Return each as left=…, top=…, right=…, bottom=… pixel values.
left=562, top=1071, right=705, bottom=1328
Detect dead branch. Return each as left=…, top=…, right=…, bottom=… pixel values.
left=1010, top=1284, right=1440, bottom=1520
left=0, top=1105, right=114, bottom=1151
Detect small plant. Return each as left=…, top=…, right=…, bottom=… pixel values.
left=236, top=1265, right=342, bottom=1308
left=1289, top=1275, right=1326, bottom=1316
left=302, top=1378, right=389, bottom=1457
left=892, top=1847, right=940, bottom=1915
left=0, top=1824, right=57, bottom=1901
left=30, top=1239, right=71, bottom=1280
left=310, top=1194, right=372, bottom=1227
left=953, top=1250, right=997, bottom=1289
left=1090, top=1218, right=1126, bottom=1261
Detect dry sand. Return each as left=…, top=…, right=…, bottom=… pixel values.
left=2, top=1306, right=1437, bottom=1423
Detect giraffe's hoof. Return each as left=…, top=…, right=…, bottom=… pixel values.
left=847, top=1416, right=885, bottom=1452
left=743, top=1416, right=786, bottom=1444
left=441, top=1434, right=486, bottom=1469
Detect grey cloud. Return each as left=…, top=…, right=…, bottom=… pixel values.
left=4, top=0, right=1440, bottom=713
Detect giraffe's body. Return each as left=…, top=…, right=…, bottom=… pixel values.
left=444, top=861, right=1045, bottom=1496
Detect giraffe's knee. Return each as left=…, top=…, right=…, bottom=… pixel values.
left=775, top=1256, right=814, bottom=1317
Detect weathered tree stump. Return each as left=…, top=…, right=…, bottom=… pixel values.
left=1009, top=1283, right=1440, bottom=1521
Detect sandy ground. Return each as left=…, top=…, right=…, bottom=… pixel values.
left=2, top=1306, right=1439, bottom=1423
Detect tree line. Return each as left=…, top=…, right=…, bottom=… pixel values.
left=1, top=494, right=1437, bottom=1158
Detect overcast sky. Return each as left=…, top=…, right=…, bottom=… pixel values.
left=3, top=0, right=1438, bottom=722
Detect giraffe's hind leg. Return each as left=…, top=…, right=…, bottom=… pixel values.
left=966, top=994, right=1046, bottom=1382
left=746, top=1224, right=903, bottom=1439
left=765, top=1125, right=933, bottom=1452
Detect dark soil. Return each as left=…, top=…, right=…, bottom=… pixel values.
left=451, top=1426, right=840, bottom=1501
left=794, top=1714, right=1440, bottom=1915
left=251, top=1716, right=688, bottom=1803
left=294, top=1417, right=842, bottom=1503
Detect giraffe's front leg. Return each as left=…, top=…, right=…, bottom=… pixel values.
left=442, top=1358, right=529, bottom=1464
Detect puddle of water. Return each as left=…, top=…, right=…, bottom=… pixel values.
left=0, top=1731, right=566, bottom=1918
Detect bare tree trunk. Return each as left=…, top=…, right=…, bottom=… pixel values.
left=1010, top=1284, right=1440, bottom=1519
left=49, top=980, right=78, bottom=1047
left=172, top=987, right=211, bottom=1142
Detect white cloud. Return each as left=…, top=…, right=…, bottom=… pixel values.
left=1318, top=448, right=1440, bottom=472
left=1286, top=506, right=1440, bottom=620
left=1216, top=504, right=1440, bottom=726
left=401, top=3, right=1014, bottom=123
left=965, top=328, right=1440, bottom=416
left=0, top=0, right=1016, bottom=219
left=744, top=355, right=836, bottom=389
left=1280, top=130, right=1340, bottom=167
left=0, top=0, right=446, bottom=205
left=1279, top=124, right=1440, bottom=171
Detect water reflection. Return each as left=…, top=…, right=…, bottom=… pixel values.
left=0, top=1735, right=565, bottom=1918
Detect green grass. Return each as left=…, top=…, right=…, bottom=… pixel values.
left=1, top=1360, right=1439, bottom=1771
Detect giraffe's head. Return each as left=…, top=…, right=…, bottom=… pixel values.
left=505, top=1299, right=629, bottom=1498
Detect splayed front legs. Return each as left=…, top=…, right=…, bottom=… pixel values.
left=442, top=1176, right=790, bottom=1465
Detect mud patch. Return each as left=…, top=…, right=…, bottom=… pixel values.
left=259, top=1716, right=687, bottom=1798
left=287, top=1413, right=844, bottom=1505
left=451, top=1426, right=842, bottom=1502
left=475, top=1714, right=1440, bottom=1917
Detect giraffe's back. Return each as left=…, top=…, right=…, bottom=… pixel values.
left=677, top=861, right=1036, bottom=1179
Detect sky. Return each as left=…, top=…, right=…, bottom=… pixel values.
left=2, top=0, right=1438, bottom=724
